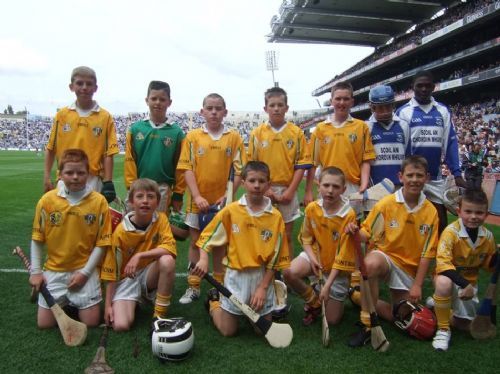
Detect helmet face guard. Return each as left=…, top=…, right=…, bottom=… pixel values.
left=152, top=318, right=194, bottom=361
left=393, top=300, right=437, bottom=340
left=272, top=280, right=291, bottom=321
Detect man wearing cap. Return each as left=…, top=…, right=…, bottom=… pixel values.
left=367, top=85, right=409, bottom=187
left=397, top=70, right=466, bottom=234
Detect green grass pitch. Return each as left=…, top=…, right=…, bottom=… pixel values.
left=0, top=150, right=498, bottom=373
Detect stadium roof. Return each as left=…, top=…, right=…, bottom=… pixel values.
left=268, top=0, right=458, bottom=47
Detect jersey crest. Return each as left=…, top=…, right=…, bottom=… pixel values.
left=419, top=224, right=431, bottom=235
left=286, top=139, right=294, bottom=149
left=389, top=219, right=399, bottom=228
left=84, top=213, right=96, bottom=225
left=260, top=229, right=273, bottom=242
left=63, top=124, right=71, bottom=133
left=135, top=132, right=145, bottom=141
left=49, top=211, right=63, bottom=226
left=163, top=137, right=173, bottom=147
left=348, top=133, right=358, bottom=143
left=92, top=127, right=103, bottom=137
left=225, top=147, right=233, bottom=157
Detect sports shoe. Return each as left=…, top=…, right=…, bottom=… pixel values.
left=348, top=323, right=371, bottom=347
left=425, top=296, right=435, bottom=309
left=302, top=304, right=321, bottom=326
left=179, top=287, right=200, bottom=304
left=204, top=288, right=220, bottom=312
left=432, top=329, right=451, bottom=351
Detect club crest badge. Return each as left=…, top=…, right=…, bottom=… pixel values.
left=261, top=140, right=269, bottom=148
left=389, top=219, right=399, bottom=228
left=419, top=224, right=431, bottom=235
left=49, top=211, right=62, bottom=226
left=348, top=133, right=358, bottom=143
left=152, top=233, right=159, bottom=244
left=260, top=229, right=273, bottom=242
left=332, top=231, right=340, bottom=241
left=163, top=137, right=173, bottom=147
left=197, top=147, right=205, bottom=156
left=92, top=127, right=103, bottom=137
left=396, top=132, right=404, bottom=144
left=310, top=219, right=317, bottom=229
left=232, top=224, right=240, bottom=233
left=127, top=247, right=136, bottom=256
left=136, top=132, right=145, bottom=141
left=63, top=124, right=71, bottom=133
left=324, top=136, right=331, bottom=145
left=225, top=147, right=233, bottom=157
left=84, top=213, right=96, bottom=225
left=286, top=139, right=294, bottom=149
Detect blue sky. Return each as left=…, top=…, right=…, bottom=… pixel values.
left=0, top=0, right=372, bottom=115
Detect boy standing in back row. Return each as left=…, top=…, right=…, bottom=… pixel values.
left=44, top=66, right=119, bottom=203
left=247, top=87, right=311, bottom=257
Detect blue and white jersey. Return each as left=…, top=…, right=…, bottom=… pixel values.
left=396, top=97, right=461, bottom=180
left=367, top=114, right=409, bottom=185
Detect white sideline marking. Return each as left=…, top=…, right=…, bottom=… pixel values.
left=1, top=269, right=188, bottom=277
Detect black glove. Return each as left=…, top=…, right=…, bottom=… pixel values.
left=101, top=181, right=116, bottom=203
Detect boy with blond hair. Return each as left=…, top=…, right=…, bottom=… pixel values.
left=44, top=66, right=119, bottom=202
left=177, top=93, right=246, bottom=304
left=30, top=149, right=112, bottom=328
left=431, top=189, right=497, bottom=351
left=284, top=167, right=357, bottom=326
left=248, top=87, right=311, bottom=257
left=191, top=161, right=290, bottom=337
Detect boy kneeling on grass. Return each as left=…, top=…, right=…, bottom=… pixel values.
left=30, top=149, right=112, bottom=328
left=101, top=178, right=177, bottom=331
left=431, top=188, right=497, bottom=351
left=191, top=161, right=290, bottom=337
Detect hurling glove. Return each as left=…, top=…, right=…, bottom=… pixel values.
left=101, top=181, right=116, bottom=203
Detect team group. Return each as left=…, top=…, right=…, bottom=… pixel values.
left=29, top=66, right=497, bottom=352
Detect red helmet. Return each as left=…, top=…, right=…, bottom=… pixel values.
left=393, top=300, right=437, bottom=340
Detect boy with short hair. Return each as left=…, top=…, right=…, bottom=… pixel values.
left=191, top=161, right=290, bottom=337
left=177, top=93, right=246, bottom=304
left=30, top=149, right=112, bottom=328
left=284, top=167, right=356, bottom=325
left=101, top=178, right=177, bottom=331
left=44, top=66, right=119, bottom=202
left=247, top=87, right=311, bottom=257
left=348, top=155, right=439, bottom=347
left=304, top=81, right=375, bottom=208
left=124, top=80, right=186, bottom=237
left=431, top=189, right=497, bottom=351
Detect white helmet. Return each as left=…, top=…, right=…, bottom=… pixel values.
left=151, top=318, right=194, bottom=361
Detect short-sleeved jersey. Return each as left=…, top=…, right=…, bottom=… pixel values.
left=361, top=189, right=439, bottom=277
left=396, top=97, right=461, bottom=180
left=299, top=198, right=357, bottom=272
left=177, top=126, right=246, bottom=213
left=31, top=186, right=112, bottom=272
left=247, top=122, right=312, bottom=185
left=310, top=116, right=375, bottom=185
left=124, top=119, right=185, bottom=188
left=367, top=114, right=409, bottom=185
left=196, top=196, right=290, bottom=271
left=436, top=219, right=495, bottom=285
left=100, top=212, right=176, bottom=282
left=46, top=103, right=119, bottom=177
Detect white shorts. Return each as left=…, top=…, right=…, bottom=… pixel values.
left=112, top=262, right=156, bottom=303
left=372, top=250, right=414, bottom=291
left=424, top=179, right=446, bottom=204
left=270, top=185, right=300, bottom=223
left=221, top=267, right=276, bottom=316
left=38, top=269, right=101, bottom=310
left=298, top=251, right=349, bottom=301
left=185, top=212, right=200, bottom=230
left=452, top=283, right=479, bottom=320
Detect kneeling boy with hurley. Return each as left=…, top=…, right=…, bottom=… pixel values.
left=30, top=149, right=112, bottom=328
left=431, top=189, right=497, bottom=351
left=284, top=167, right=357, bottom=326
left=101, top=178, right=177, bottom=331
left=191, top=161, right=290, bottom=337
left=348, top=155, right=439, bottom=347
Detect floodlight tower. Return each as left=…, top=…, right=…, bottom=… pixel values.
left=265, top=50, right=279, bottom=87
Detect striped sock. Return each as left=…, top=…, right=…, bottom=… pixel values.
left=361, top=310, right=372, bottom=329
left=213, top=271, right=225, bottom=285
left=187, top=274, right=201, bottom=290
left=153, top=293, right=171, bottom=319
left=300, top=286, right=320, bottom=309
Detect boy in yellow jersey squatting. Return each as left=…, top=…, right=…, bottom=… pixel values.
left=347, top=155, right=439, bottom=347
left=44, top=66, right=119, bottom=203
left=101, top=179, right=177, bottom=330
left=30, top=149, right=112, bottom=328
left=124, top=80, right=188, bottom=240
left=177, top=93, right=246, bottom=304
left=431, top=189, right=497, bottom=351
left=304, top=81, right=375, bottom=209
left=247, top=87, right=311, bottom=259
left=284, top=167, right=357, bottom=325
left=191, top=161, right=290, bottom=337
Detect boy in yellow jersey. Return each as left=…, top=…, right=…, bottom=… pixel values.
left=304, top=81, right=375, bottom=209
left=101, top=178, right=177, bottom=331
left=124, top=80, right=187, bottom=239
left=248, top=87, right=311, bottom=258
left=348, top=155, right=439, bottom=347
left=29, top=149, right=112, bottom=328
left=177, top=93, right=246, bottom=304
left=191, top=161, right=290, bottom=337
left=431, top=189, right=497, bottom=351
left=284, top=167, right=356, bottom=325
left=44, top=66, right=119, bottom=203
